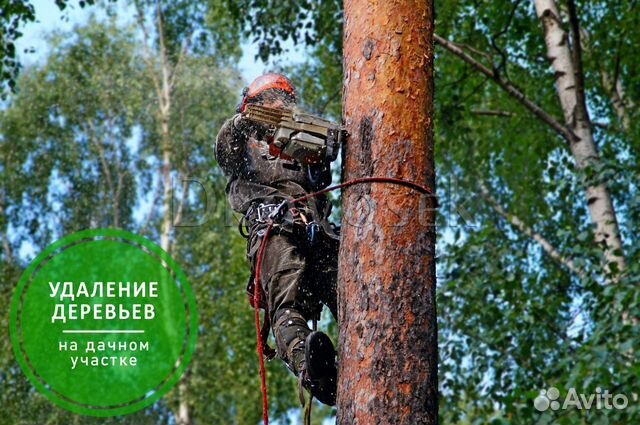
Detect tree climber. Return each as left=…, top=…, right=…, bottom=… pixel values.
left=214, top=73, right=340, bottom=406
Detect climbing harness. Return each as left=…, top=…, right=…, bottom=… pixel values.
left=250, top=176, right=435, bottom=425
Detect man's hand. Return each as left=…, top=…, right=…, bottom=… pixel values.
left=233, top=113, right=271, bottom=140
left=233, top=113, right=250, bottom=131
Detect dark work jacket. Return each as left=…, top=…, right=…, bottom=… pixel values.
left=214, top=114, right=333, bottom=215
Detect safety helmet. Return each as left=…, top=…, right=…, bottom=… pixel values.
left=238, top=73, right=296, bottom=112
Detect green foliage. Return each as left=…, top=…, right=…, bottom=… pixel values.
left=0, top=0, right=110, bottom=96
left=0, top=13, right=302, bottom=424
left=3, top=1, right=639, bottom=424
left=0, top=0, right=35, bottom=94
left=209, top=0, right=342, bottom=62
left=129, top=0, right=242, bottom=64
left=435, top=2, right=640, bottom=423
left=212, top=1, right=640, bottom=424
left=282, top=42, right=342, bottom=120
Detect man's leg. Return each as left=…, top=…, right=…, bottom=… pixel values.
left=309, top=234, right=339, bottom=321
left=254, top=232, right=317, bottom=376
left=301, top=233, right=339, bottom=406
left=250, top=228, right=338, bottom=405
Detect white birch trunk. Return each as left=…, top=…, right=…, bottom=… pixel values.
left=156, top=8, right=191, bottom=425
left=136, top=2, right=191, bottom=423
left=535, top=0, right=626, bottom=282
left=160, top=124, right=172, bottom=254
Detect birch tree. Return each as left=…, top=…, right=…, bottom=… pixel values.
left=0, top=13, right=291, bottom=425
left=0, top=21, right=157, bottom=425
left=534, top=0, right=624, bottom=281
left=132, top=2, right=301, bottom=423
left=132, top=2, right=195, bottom=421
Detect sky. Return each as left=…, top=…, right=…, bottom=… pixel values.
left=15, top=0, right=307, bottom=85
left=11, top=0, right=311, bottom=261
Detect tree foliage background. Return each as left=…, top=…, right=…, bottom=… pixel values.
left=1, top=0, right=639, bottom=424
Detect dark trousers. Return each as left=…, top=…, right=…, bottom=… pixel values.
left=247, top=224, right=338, bottom=375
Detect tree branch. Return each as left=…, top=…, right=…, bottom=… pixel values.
left=0, top=196, right=12, bottom=264
left=108, top=116, right=124, bottom=228
left=134, top=0, right=163, bottom=105
left=489, top=0, right=523, bottom=78
left=434, top=33, right=579, bottom=144
left=566, top=0, right=589, bottom=125
left=172, top=170, right=190, bottom=228
left=601, top=71, right=633, bottom=132
left=317, top=88, right=341, bottom=115
left=471, top=109, right=516, bottom=117
left=86, top=121, right=115, bottom=201
left=478, top=180, right=587, bottom=280
left=113, top=170, right=128, bottom=228
left=169, top=38, right=191, bottom=90
left=140, top=171, right=163, bottom=236
left=169, top=172, right=189, bottom=256
left=578, top=24, right=633, bottom=132
left=535, top=0, right=626, bottom=283
left=454, top=41, right=494, bottom=63
left=157, top=0, right=171, bottom=116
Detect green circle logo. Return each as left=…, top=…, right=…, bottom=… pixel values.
left=9, top=228, right=198, bottom=416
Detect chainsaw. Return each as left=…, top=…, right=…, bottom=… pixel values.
left=241, top=104, right=345, bottom=165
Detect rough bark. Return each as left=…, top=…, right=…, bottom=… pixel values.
left=535, top=0, right=626, bottom=281
left=338, top=1, right=437, bottom=424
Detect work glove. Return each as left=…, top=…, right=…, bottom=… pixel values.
left=233, top=113, right=270, bottom=140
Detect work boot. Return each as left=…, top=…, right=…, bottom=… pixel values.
left=273, top=309, right=310, bottom=375
left=300, top=331, right=337, bottom=406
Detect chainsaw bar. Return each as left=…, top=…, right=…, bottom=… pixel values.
left=244, top=104, right=289, bottom=126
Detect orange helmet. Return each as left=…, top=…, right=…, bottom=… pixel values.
left=238, top=73, right=296, bottom=112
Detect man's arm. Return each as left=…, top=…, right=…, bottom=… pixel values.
left=214, top=114, right=247, bottom=178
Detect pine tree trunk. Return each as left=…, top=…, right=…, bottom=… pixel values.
left=535, top=0, right=626, bottom=281
left=338, top=1, right=438, bottom=424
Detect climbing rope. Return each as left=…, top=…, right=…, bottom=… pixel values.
left=290, top=176, right=434, bottom=204
left=253, top=221, right=274, bottom=425
left=252, top=176, right=435, bottom=425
